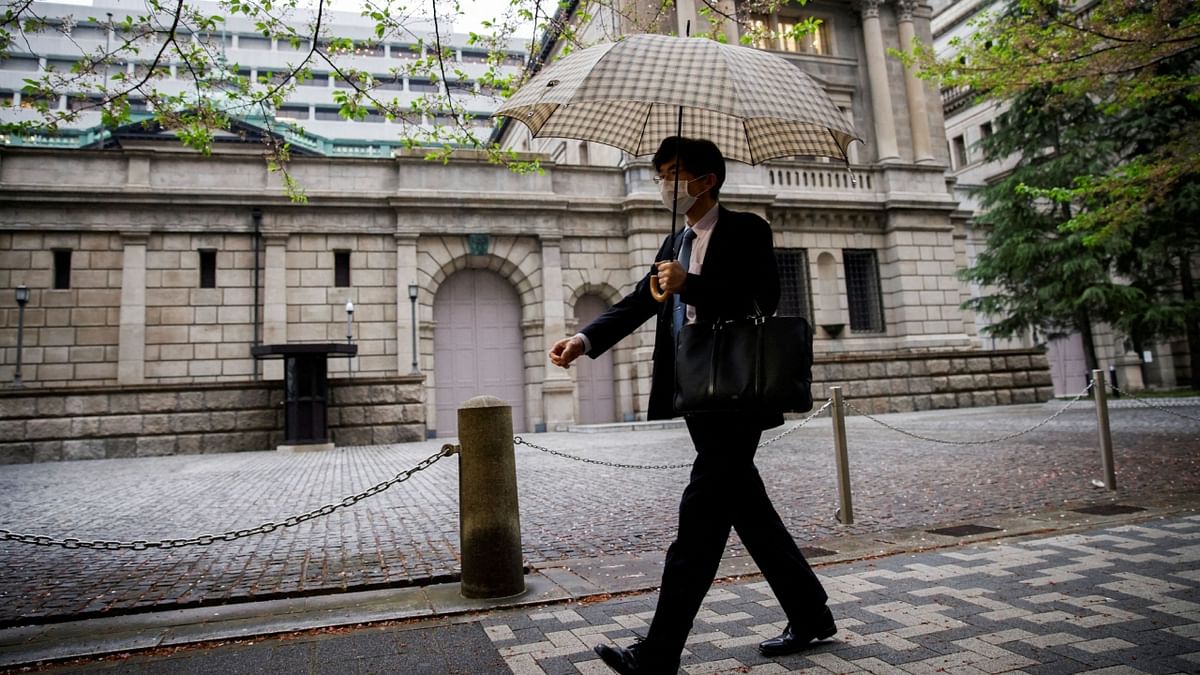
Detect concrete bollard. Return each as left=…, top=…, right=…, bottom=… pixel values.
left=457, top=395, right=526, bottom=599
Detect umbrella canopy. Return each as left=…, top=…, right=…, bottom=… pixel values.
left=494, top=33, right=861, bottom=166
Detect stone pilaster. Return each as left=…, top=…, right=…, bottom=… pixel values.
left=262, top=233, right=288, bottom=380
left=858, top=0, right=901, bottom=162
left=395, top=234, right=419, bottom=376
left=897, top=0, right=935, bottom=163
left=882, top=217, right=972, bottom=350
left=540, top=236, right=575, bottom=430
left=117, top=233, right=147, bottom=385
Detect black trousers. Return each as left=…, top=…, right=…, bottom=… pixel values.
left=644, top=414, right=829, bottom=658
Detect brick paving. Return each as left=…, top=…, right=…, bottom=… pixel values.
left=26, top=514, right=1200, bottom=674
left=0, top=400, right=1197, bottom=625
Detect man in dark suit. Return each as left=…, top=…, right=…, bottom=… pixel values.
left=548, top=137, right=835, bottom=674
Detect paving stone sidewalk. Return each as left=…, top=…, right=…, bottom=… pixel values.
left=1, top=399, right=1199, bottom=624
left=0, top=401, right=1198, bottom=625
left=24, top=514, right=1200, bottom=674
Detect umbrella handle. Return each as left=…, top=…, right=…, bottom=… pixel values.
left=650, top=275, right=670, bottom=303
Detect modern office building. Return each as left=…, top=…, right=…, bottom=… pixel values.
left=1, top=0, right=528, bottom=154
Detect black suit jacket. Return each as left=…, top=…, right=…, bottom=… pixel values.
left=580, top=205, right=785, bottom=430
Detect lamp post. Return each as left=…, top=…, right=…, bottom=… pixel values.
left=408, top=284, right=419, bottom=374
left=13, top=285, right=29, bottom=386
left=345, top=300, right=354, bottom=343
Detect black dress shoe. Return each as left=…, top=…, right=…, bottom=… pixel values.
left=593, top=640, right=679, bottom=674
left=758, top=607, right=837, bottom=656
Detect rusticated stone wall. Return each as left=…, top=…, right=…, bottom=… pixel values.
left=0, top=375, right=424, bottom=463
left=812, top=348, right=1055, bottom=414
left=326, top=378, right=426, bottom=446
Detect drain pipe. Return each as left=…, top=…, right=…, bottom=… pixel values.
left=252, top=207, right=263, bottom=380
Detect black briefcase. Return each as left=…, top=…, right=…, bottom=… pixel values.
left=674, top=314, right=814, bottom=414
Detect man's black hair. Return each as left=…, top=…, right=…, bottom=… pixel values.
left=652, top=136, right=726, bottom=202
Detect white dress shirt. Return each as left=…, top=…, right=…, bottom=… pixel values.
left=574, top=203, right=719, bottom=354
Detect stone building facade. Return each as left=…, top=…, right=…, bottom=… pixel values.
left=0, top=142, right=1052, bottom=461
left=0, top=0, right=1058, bottom=462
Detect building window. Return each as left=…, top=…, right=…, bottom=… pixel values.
left=199, top=250, right=217, bottom=288
left=843, top=249, right=885, bottom=333
left=274, top=105, right=309, bottom=120
left=775, top=248, right=812, bottom=320
left=748, top=14, right=830, bottom=54
left=5, top=57, right=40, bottom=72
left=334, top=250, right=351, bottom=287
left=980, top=121, right=993, bottom=139
left=53, top=249, right=72, bottom=290
left=409, top=79, right=441, bottom=93
left=951, top=134, right=968, bottom=169
left=314, top=106, right=343, bottom=121
left=238, top=35, right=272, bottom=50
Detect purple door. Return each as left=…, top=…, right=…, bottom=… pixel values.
left=1047, top=333, right=1089, bottom=397
left=433, top=270, right=526, bottom=436
left=575, top=294, right=617, bottom=424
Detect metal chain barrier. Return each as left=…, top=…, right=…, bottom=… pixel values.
left=841, top=381, right=1097, bottom=446
left=757, top=399, right=834, bottom=448
left=514, top=435, right=693, bottom=470
left=0, top=445, right=458, bottom=551
left=514, top=399, right=833, bottom=469
left=1109, top=383, right=1200, bottom=422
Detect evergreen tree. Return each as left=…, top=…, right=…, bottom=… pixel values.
left=961, top=87, right=1137, bottom=371
left=927, top=0, right=1200, bottom=385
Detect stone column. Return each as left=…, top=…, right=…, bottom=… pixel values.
left=262, top=233, right=288, bottom=380
left=540, top=236, right=574, bottom=430
left=897, top=0, right=934, bottom=163
left=117, top=233, right=147, bottom=385
left=395, top=234, right=419, bottom=376
left=859, top=0, right=901, bottom=162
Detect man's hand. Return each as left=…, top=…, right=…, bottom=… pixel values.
left=655, top=260, right=687, bottom=294
left=549, top=335, right=586, bottom=369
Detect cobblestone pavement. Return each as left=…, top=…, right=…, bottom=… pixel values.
left=0, top=399, right=1198, bottom=625
left=29, top=514, right=1200, bottom=674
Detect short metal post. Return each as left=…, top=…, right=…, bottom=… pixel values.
left=1092, top=370, right=1117, bottom=490
left=457, top=395, right=525, bottom=598
left=831, top=387, right=854, bottom=524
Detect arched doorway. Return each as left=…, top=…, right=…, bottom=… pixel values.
left=433, top=270, right=526, bottom=436
left=574, top=294, right=617, bottom=424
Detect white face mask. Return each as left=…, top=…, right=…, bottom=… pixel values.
left=659, top=175, right=709, bottom=213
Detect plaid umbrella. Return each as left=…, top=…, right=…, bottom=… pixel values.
left=494, top=33, right=860, bottom=165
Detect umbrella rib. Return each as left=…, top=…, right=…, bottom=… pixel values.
left=743, top=118, right=756, bottom=166
left=635, top=102, right=655, bottom=157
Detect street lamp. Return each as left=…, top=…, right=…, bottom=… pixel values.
left=13, top=285, right=29, bottom=386
left=408, top=284, right=419, bottom=374
left=345, top=300, right=354, bottom=343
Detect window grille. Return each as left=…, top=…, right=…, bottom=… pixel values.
left=843, top=249, right=885, bottom=333
left=775, top=248, right=812, bottom=320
